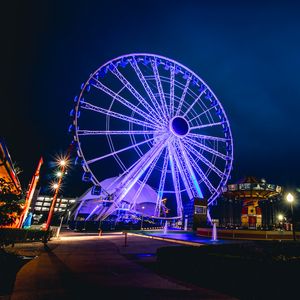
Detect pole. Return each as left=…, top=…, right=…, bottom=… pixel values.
left=141, top=215, right=144, bottom=230
left=44, top=144, right=74, bottom=232
left=291, top=203, right=296, bottom=241
left=56, top=216, right=64, bottom=238
left=44, top=164, right=66, bottom=232
left=124, top=232, right=128, bottom=247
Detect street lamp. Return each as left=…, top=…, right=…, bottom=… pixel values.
left=44, top=157, right=69, bottom=232
left=140, top=206, right=145, bottom=230
left=52, top=183, right=59, bottom=190
left=56, top=171, right=63, bottom=178
left=277, top=214, right=284, bottom=222
left=286, top=193, right=296, bottom=241
left=277, top=214, right=284, bottom=231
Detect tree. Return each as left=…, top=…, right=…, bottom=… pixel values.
left=0, top=179, right=24, bottom=227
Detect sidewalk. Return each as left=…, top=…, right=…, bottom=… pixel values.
left=10, top=231, right=235, bottom=299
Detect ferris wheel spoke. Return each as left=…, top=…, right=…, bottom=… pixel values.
left=184, top=141, right=225, bottom=178
left=85, top=204, right=101, bottom=221
left=129, top=58, right=166, bottom=123
left=172, top=149, right=195, bottom=200
left=183, top=89, right=206, bottom=118
left=187, top=133, right=229, bottom=143
left=108, top=63, right=165, bottom=124
left=86, top=136, right=156, bottom=165
left=188, top=103, right=218, bottom=121
left=102, top=151, right=152, bottom=196
left=155, top=148, right=169, bottom=217
left=173, top=140, right=203, bottom=199
left=190, top=121, right=225, bottom=131
left=80, top=101, right=157, bottom=129
left=130, top=149, right=162, bottom=211
left=168, top=144, right=183, bottom=217
left=99, top=136, right=169, bottom=220
left=175, top=76, right=192, bottom=116
left=185, top=136, right=230, bottom=161
left=91, top=77, right=158, bottom=126
left=151, top=58, right=170, bottom=119
left=170, top=66, right=175, bottom=117
left=183, top=145, right=217, bottom=194
left=77, top=129, right=157, bottom=136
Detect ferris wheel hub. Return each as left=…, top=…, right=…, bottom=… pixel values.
left=170, top=116, right=190, bottom=137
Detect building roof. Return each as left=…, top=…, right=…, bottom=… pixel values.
left=0, top=139, right=22, bottom=195
left=76, top=176, right=159, bottom=217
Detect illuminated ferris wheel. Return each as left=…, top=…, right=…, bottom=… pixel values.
left=70, top=53, right=233, bottom=221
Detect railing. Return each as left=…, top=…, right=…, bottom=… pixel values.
left=196, top=227, right=300, bottom=240
left=0, top=228, right=53, bottom=247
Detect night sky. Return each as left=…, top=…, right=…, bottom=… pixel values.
left=2, top=0, right=300, bottom=197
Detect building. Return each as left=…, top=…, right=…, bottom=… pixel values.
left=30, top=190, right=77, bottom=224
left=0, top=139, right=22, bottom=195
left=216, top=176, right=282, bottom=229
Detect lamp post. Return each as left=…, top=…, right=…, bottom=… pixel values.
left=140, top=206, right=145, bottom=230
left=286, top=193, right=296, bottom=241
left=277, top=214, right=284, bottom=230
left=44, top=158, right=69, bottom=232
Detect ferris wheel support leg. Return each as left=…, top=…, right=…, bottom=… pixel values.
left=85, top=205, right=101, bottom=222
left=155, top=148, right=169, bottom=217
left=168, top=144, right=183, bottom=217
left=177, top=141, right=203, bottom=199
left=97, top=137, right=169, bottom=221
left=130, top=152, right=161, bottom=211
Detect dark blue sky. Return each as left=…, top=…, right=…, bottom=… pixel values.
left=2, top=0, right=300, bottom=196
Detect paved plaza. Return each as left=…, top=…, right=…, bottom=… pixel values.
left=8, top=229, right=235, bottom=300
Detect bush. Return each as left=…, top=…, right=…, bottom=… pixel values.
left=156, top=242, right=300, bottom=299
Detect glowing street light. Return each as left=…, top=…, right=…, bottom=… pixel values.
left=141, top=206, right=145, bottom=230
left=56, top=171, right=63, bottom=178
left=59, top=160, right=67, bottom=167
left=287, top=193, right=294, bottom=203
left=277, top=214, right=284, bottom=222
left=52, top=183, right=59, bottom=190
left=286, top=193, right=296, bottom=241
left=277, top=214, right=284, bottom=231
left=45, top=155, right=70, bottom=232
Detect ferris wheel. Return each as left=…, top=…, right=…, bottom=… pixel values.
left=71, top=53, right=233, bottom=221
